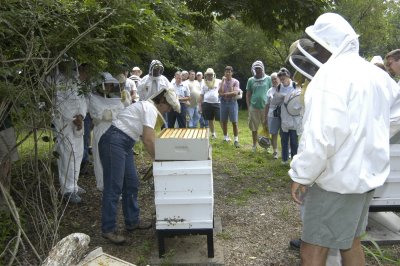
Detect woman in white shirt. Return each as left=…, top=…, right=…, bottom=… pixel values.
left=198, top=68, right=221, bottom=138
left=99, top=88, right=180, bottom=245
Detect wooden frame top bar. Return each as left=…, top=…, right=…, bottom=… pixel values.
left=158, top=128, right=208, bottom=139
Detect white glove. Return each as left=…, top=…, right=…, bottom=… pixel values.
left=164, top=88, right=181, bottom=113
left=102, top=109, right=113, bottom=121
left=121, top=90, right=131, bottom=107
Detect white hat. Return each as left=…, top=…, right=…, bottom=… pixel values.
left=370, top=56, right=383, bottom=65
left=204, top=68, right=215, bottom=75
left=305, top=13, right=358, bottom=55
left=132, top=66, right=142, bottom=76
left=251, top=60, right=265, bottom=76
left=196, top=71, right=203, bottom=76
left=149, top=88, right=181, bottom=113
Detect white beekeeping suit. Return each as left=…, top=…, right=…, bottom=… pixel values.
left=89, top=73, right=124, bottom=191
left=289, top=13, right=400, bottom=194
left=52, top=65, right=87, bottom=202
left=137, top=60, right=171, bottom=100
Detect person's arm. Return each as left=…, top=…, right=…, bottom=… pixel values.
left=218, top=78, right=225, bottom=96
left=142, top=125, right=155, bottom=159
left=198, top=93, right=204, bottom=113
left=246, top=80, right=252, bottom=109
left=264, top=102, right=269, bottom=125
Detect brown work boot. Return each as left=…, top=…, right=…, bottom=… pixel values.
left=126, top=221, right=152, bottom=231
left=102, top=232, right=126, bottom=245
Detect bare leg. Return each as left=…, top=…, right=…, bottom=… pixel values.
left=232, top=122, right=238, bottom=137
left=271, top=134, right=278, bottom=151
left=300, top=241, right=329, bottom=266
left=209, top=120, right=215, bottom=134
left=340, top=238, right=365, bottom=266
left=251, top=131, right=257, bottom=146
left=221, top=121, right=228, bottom=137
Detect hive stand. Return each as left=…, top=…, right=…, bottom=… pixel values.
left=157, top=227, right=214, bottom=258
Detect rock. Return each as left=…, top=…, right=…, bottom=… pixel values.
left=41, top=233, right=90, bottom=266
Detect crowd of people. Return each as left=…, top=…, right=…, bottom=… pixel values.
left=2, top=11, right=400, bottom=265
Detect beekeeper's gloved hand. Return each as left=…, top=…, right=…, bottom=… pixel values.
left=102, top=109, right=113, bottom=121
left=121, top=90, right=132, bottom=107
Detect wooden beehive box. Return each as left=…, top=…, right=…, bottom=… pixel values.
left=153, top=160, right=214, bottom=230
left=371, top=144, right=400, bottom=207
left=155, top=128, right=210, bottom=161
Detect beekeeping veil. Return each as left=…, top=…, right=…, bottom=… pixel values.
left=148, top=87, right=180, bottom=126
left=288, top=13, right=359, bottom=81
left=149, top=60, right=164, bottom=77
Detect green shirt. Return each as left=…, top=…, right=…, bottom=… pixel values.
left=246, top=76, right=272, bottom=109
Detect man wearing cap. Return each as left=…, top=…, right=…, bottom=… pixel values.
left=131, top=66, right=143, bottom=78
left=289, top=13, right=400, bottom=265
left=99, top=87, right=180, bottom=244
left=137, top=60, right=170, bottom=100
left=277, top=67, right=301, bottom=164
left=218, top=66, right=241, bottom=147
left=128, top=66, right=143, bottom=102
left=246, top=61, right=272, bottom=152
left=199, top=68, right=220, bottom=138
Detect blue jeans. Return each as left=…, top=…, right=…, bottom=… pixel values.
left=199, top=114, right=209, bottom=128
left=167, top=103, right=187, bottom=128
left=220, top=100, right=238, bottom=123
left=99, top=125, right=139, bottom=233
left=187, top=106, right=200, bottom=128
left=280, top=130, right=298, bottom=162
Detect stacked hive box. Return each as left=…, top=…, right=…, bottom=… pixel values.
left=370, top=144, right=400, bottom=210
left=153, top=128, right=213, bottom=229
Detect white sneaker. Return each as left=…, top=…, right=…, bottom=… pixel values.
left=252, top=146, right=257, bottom=152
left=273, top=152, right=278, bottom=159
left=281, top=160, right=289, bottom=165
left=211, top=133, right=216, bottom=139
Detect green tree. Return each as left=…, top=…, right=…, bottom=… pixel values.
left=326, top=0, right=398, bottom=58
left=186, top=0, right=332, bottom=36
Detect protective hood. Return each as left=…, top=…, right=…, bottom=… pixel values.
left=305, top=13, right=359, bottom=58
left=289, top=13, right=359, bottom=80
left=149, top=60, right=164, bottom=76
left=251, top=60, right=265, bottom=78
left=148, top=87, right=181, bottom=113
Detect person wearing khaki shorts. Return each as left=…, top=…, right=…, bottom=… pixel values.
left=289, top=13, right=400, bottom=265
left=245, top=61, right=272, bottom=152
left=301, top=185, right=374, bottom=250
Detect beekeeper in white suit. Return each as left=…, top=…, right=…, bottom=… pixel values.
left=52, top=60, right=87, bottom=204
left=89, top=73, right=125, bottom=191
left=288, top=13, right=400, bottom=265
left=137, top=60, right=171, bottom=100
